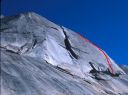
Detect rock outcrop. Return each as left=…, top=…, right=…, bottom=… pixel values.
left=1, top=12, right=128, bottom=95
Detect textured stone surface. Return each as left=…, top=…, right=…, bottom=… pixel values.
left=0, top=12, right=128, bottom=95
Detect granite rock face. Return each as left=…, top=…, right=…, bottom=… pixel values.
left=120, top=65, right=128, bottom=74
left=0, top=12, right=128, bottom=95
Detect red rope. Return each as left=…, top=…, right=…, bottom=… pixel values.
left=78, top=33, right=114, bottom=74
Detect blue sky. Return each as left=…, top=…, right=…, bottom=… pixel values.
left=1, top=0, right=128, bottom=65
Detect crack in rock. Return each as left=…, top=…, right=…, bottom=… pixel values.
left=58, top=44, right=89, bottom=55
left=61, top=26, right=79, bottom=59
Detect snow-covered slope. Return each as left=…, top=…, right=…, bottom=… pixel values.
left=1, top=12, right=128, bottom=95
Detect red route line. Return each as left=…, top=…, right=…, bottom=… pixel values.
left=77, top=33, right=114, bottom=74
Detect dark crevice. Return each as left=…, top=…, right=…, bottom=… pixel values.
left=61, top=26, right=78, bottom=59
left=5, top=49, right=19, bottom=54
left=0, top=27, right=10, bottom=31
left=44, top=25, right=59, bottom=31
left=0, top=46, right=19, bottom=54
left=83, top=80, right=92, bottom=84
left=89, top=62, right=121, bottom=79
left=104, top=69, right=121, bottom=77
left=89, top=62, right=98, bottom=73
left=0, top=46, right=18, bottom=54
left=32, top=39, right=37, bottom=49
left=59, top=44, right=89, bottom=55
left=64, top=36, right=78, bottom=59
left=45, top=60, right=74, bottom=76
left=93, top=76, right=105, bottom=81
left=45, top=60, right=93, bottom=84
left=49, top=26, right=59, bottom=31
left=71, top=47, right=89, bottom=54
left=19, top=43, right=29, bottom=53
left=56, top=65, right=93, bottom=84
left=89, top=62, right=105, bottom=80
left=104, top=90, right=116, bottom=95
left=56, top=66, right=74, bottom=76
